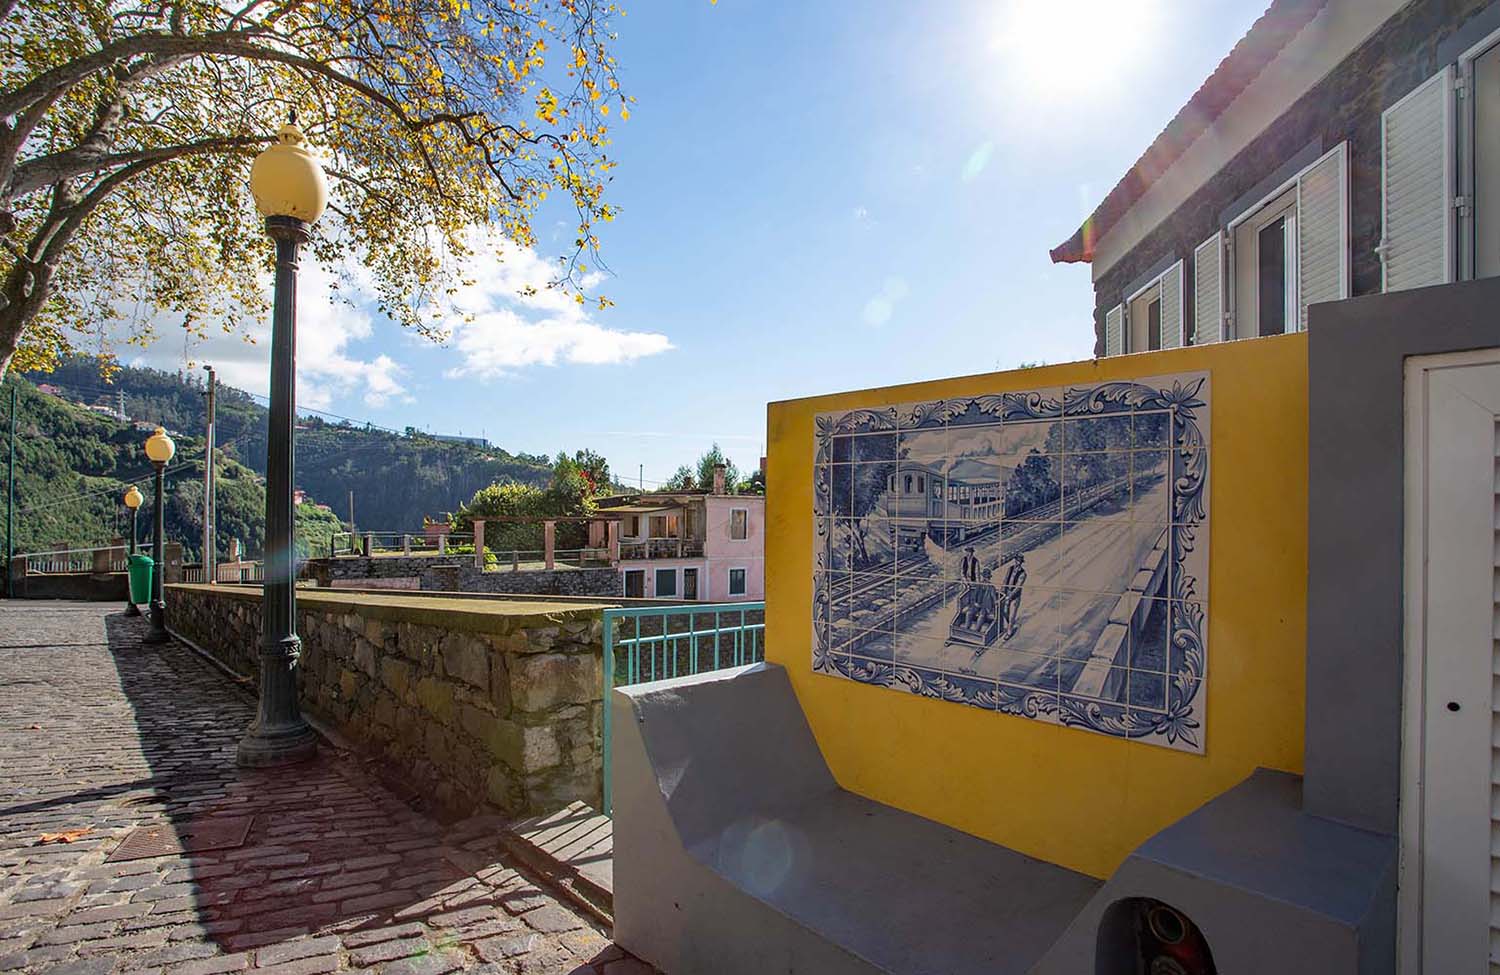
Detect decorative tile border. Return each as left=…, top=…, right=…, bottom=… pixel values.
left=812, top=372, right=1210, bottom=753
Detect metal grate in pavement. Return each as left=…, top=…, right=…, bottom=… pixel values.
left=106, top=815, right=253, bottom=861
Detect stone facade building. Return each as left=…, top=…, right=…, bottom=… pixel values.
left=1051, top=0, right=1500, bottom=355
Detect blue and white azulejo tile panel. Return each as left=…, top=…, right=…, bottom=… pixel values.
left=812, top=372, right=1210, bottom=753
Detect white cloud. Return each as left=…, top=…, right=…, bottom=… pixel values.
left=862, top=276, right=911, bottom=327
left=119, top=228, right=670, bottom=406
left=121, top=257, right=410, bottom=411
left=438, top=234, right=672, bottom=379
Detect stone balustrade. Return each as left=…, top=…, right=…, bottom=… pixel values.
left=166, top=584, right=616, bottom=818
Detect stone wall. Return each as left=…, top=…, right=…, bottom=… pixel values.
left=420, top=563, right=620, bottom=597
left=1089, top=0, right=1497, bottom=353
left=307, top=556, right=622, bottom=598
left=166, top=585, right=609, bottom=818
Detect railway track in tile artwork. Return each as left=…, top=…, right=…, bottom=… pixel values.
left=828, top=476, right=1146, bottom=653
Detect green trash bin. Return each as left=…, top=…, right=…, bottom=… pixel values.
left=128, top=553, right=154, bottom=604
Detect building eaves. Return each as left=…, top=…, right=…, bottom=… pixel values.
left=1048, top=0, right=1327, bottom=265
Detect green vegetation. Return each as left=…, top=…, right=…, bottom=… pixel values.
left=7, top=358, right=557, bottom=559
left=0, top=359, right=761, bottom=569
left=0, top=370, right=343, bottom=560
left=453, top=450, right=611, bottom=551
left=662, top=442, right=763, bottom=494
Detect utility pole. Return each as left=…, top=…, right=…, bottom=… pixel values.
left=202, top=366, right=217, bottom=584
left=639, top=464, right=643, bottom=491
left=5, top=387, right=15, bottom=599
left=347, top=490, right=355, bottom=552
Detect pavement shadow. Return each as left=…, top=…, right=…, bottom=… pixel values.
left=92, top=610, right=633, bottom=971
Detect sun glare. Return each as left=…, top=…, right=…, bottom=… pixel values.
left=989, top=0, right=1163, bottom=103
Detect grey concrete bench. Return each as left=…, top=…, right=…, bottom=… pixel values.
left=611, top=663, right=1399, bottom=975
left=610, top=663, right=1100, bottom=975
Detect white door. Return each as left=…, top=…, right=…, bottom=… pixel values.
left=1400, top=348, right=1500, bottom=973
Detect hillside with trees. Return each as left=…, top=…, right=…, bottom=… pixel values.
left=11, top=358, right=558, bottom=548
left=0, top=371, right=343, bottom=560
left=1, top=360, right=568, bottom=560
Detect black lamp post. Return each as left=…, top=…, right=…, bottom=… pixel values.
left=123, top=485, right=142, bottom=617
left=236, top=118, right=325, bottom=768
left=143, top=428, right=174, bottom=643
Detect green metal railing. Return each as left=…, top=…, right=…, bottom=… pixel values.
left=601, top=602, right=765, bottom=815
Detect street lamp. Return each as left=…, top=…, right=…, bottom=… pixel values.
left=143, top=427, right=174, bottom=644
left=236, top=116, right=326, bottom=768
left=123, top=485, right=143, bottom=617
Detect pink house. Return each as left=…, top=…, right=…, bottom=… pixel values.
left=595, top=467, right=764, bottom=602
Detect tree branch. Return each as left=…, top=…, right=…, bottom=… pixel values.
left=10, top=134, right=271, bottom=200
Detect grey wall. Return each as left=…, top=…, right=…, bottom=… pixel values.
left=1306, top=276, right=1500, bottom=834
left=8, top=571, right=126, bottom=601
left=307, top=555, right=622, bottom=598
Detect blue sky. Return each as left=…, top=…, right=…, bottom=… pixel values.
left=133, top=0, right=1266, bottom=489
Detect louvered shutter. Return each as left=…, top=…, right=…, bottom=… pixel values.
left=1381, top=68, right=1454, bottom=292
left=1159, top=261, right=1184, bottom=349
left=1104, top=304, right=1123, bottom=356
left=1194, top=233, right=1223, bottom=344
left=1297, top=144, right=1348, bottom=329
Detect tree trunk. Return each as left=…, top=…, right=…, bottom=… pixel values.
left=0, top=258, right=48, bottom=383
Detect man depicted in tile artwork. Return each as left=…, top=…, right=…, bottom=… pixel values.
left=1000, top=554, right=1027, bottom=639
left=957, top=545, right=980, bottom=615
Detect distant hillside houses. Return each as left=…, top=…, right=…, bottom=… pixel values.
left=406, top=427, right=490, bottom=449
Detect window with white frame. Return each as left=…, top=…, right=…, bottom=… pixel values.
left=1233, top=185, right=1298, bottom=337
left=1381, top=32, right=1500, bottom=289
left=1105, top=260, right=1182, bottom=356
left=1475, top=39, right=1500, bottom=280
left=683, top=567, right=699, bottom=600
left=624, top=569, right=645, bottom=598
left=1129, top=284, right=1165, bottom=351
left=727, top=567, right=747, bottom=597
left=627, top=515, right=640, bottom=537
left=1191, top=143, right=1347, bottom=341
left=730, top=508, right=748, bottom=540
left=654, top=568, right=677, bottom=598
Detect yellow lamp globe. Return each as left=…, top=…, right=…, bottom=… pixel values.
left=123, top=485, right=143, bottom=509
left=249, top=121, right=328, bottom=223
left=144, top=427, right=175, bottom=465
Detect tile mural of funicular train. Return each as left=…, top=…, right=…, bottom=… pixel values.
left=813, top=373, right=1210, bottom=752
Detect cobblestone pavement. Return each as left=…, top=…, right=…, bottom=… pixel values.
left=0, top=602, right=653, bottom=975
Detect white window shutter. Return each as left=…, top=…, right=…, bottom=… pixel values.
left=1193, top=233, right=1223, bottom=344
left=1296, top=144, right=1348, bottom=330
left=1104, top=304, right=1123, bottom=356
left=1159, top=261, right=1184, bottom=349
left=1380, top=67, right=1454, bottom=292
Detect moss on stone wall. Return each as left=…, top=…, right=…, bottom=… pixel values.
left=166, top=584, right=605, bottom=818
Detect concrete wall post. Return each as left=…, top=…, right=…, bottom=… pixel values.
left=544, top=521, right=555, bottom=570
left=473, top=520, right=486, bottom=570
left=163, top=542, right=184, bottom=583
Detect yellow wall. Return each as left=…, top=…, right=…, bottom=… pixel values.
left=764, top=335, right=1308, bottom=879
